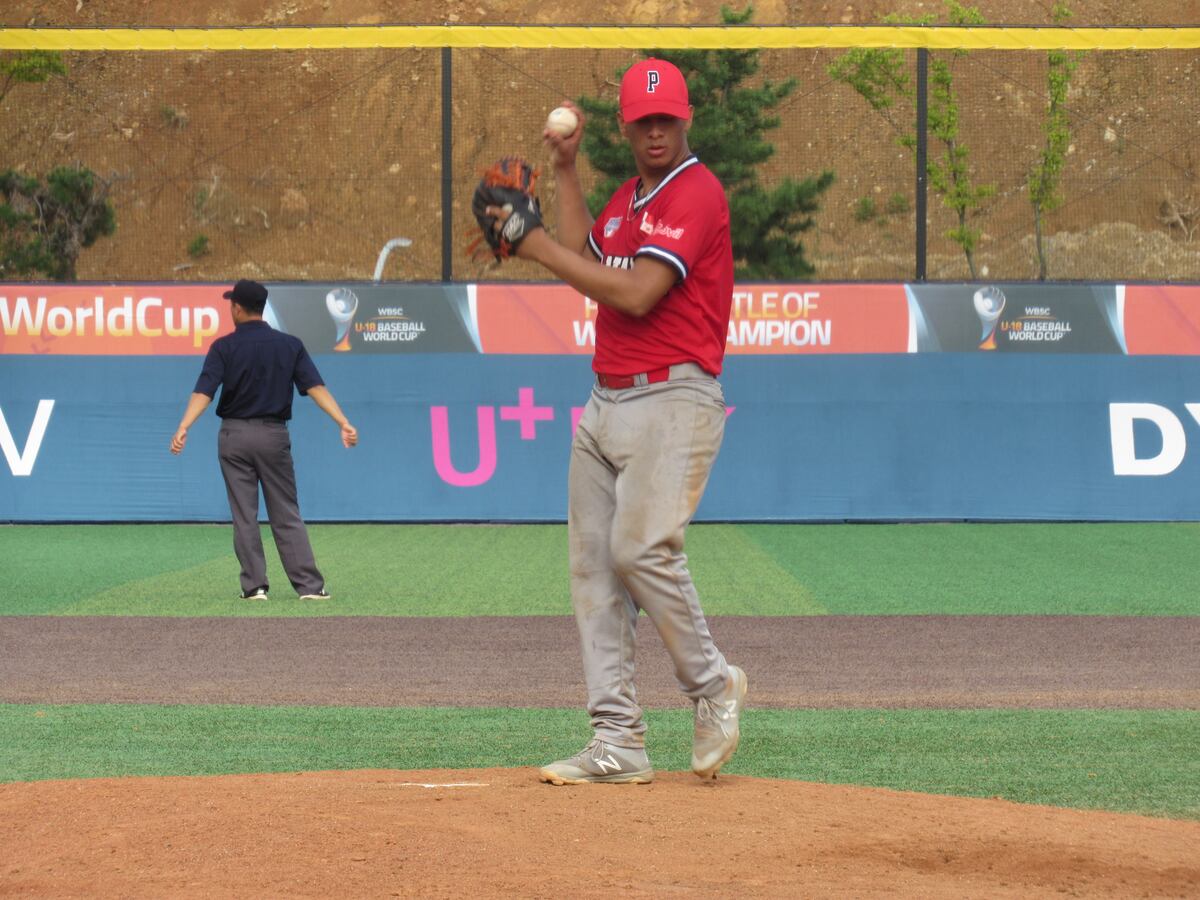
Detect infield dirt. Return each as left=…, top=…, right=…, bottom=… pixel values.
left=3, top=768, right=1199, bottom=897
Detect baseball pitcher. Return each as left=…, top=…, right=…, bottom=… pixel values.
left=472, top=58, right=746, bottom=784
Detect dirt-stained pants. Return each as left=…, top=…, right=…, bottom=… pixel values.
left=568, top=362, right=730, bottom=748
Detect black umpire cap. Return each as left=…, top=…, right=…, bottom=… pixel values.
left=223, top=279, right=268, bottom=313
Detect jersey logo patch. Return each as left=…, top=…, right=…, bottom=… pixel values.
left=604, top=216, right=621, bottom=237
left=639, top=211, right=655, bottom=235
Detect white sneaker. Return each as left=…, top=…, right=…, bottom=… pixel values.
left=692, top=665, right=748, bottom=779
left=539, top=739, right=654, bottom=785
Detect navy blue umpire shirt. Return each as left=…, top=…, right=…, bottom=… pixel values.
left=194, top=319, right=324, bottom=421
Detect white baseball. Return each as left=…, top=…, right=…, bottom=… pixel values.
left=546, top=106, right=578, bottom=138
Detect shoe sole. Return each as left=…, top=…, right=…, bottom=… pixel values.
left=299, top=595, right=330, bottom=601
left=692, top=668, right=749, bottom=780
left=538, top=768, right=654, bottom=786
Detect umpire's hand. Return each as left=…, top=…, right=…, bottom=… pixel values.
left=171, top=393, right=212, bottom=455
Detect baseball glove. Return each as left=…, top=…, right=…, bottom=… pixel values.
left=469, top=156, right=543, bottom=260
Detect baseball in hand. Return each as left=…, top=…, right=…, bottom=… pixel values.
left=545, top=106, right=578, bottom=138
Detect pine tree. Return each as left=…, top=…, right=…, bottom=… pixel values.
left=0, top=52, right=116, bottom=281
left=577, top=5, right=834, bottom=279
left=0, top=167, right=117, bottom=281
left=0, top=51, right=65, bottom=105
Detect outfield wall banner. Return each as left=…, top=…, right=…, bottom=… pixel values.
left=4, top=281, right=1200, bottom=521
left=6, top=352, right=1200, bottom=522
left=5, top=281, right=1200, bottom=357
left=264, top=283, right=481, bottom=354
left=0, top=285, right=231, bottom=355
left=904, top=283, right=1127, bottom=353
left=473, top=283, right=911, bottom=354
left=1124, top=284, right=1200, bottom=354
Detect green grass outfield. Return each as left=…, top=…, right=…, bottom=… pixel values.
left=2, top=704, right=1197, bottom=820
left=2, top=522, right=1197, bottom=819
left=3, top=521, right=1198, bottom=616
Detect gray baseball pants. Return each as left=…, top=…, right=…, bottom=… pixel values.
left=568, top=362, right=731, bottom=748
left=217, top=417, right=324, bottom=595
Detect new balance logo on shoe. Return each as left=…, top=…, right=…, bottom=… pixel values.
left=594, top=753, right=622, bottom=775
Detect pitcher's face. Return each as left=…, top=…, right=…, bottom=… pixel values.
left=620, top=111, right=692, bottom=177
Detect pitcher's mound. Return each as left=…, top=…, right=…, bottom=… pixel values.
left=2, top=769, right=1197, bottom=897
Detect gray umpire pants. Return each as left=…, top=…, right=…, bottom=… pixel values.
left=568, top=362, right=731, bottom=749
left=217, top=417, right=324, bottom=595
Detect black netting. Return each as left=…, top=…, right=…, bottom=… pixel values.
left=1, top=44, right=1196, bottom=282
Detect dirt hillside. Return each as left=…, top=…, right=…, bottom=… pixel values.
left=2, top=1, right=1199, bottom=282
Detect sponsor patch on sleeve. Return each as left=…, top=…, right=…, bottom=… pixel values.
left=651, top=220, right=684, bottom=240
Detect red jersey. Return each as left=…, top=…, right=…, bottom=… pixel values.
left=586, top=155, right=733, bottom=376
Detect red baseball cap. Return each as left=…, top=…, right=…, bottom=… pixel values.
left=619, top=58, right=691, bottom=122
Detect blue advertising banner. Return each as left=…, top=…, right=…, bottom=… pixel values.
left=905, top=283, right=1126, bottom=353
left=4, top=352, right=1200, bottom=522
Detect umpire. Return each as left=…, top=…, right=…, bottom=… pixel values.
left=170, top=279, right=358, bottom=601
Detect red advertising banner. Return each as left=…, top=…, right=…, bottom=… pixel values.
left=474, top=284, right=592, bottom=354
left=727, top=284, right=909, bottom=354
left=1123, top=285, right=1200, bottom=355
left=8, top=281, right=1197, bottom=357
left=0, top=285, right=230, bottom=355
left=475, top=283, right=910, bottom=354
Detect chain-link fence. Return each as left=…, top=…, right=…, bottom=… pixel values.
left=2, top=39, right=1197, bottom=283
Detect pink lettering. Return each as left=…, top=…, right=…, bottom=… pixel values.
left=500, top=387, right=554, bottom=440
left=430, top=406, right=497, bottom=487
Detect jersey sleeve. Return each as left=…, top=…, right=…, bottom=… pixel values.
left=588, top=181, right=635, bottom=261
left=588, top=194, right=623, bottom=261
left=192, top=342, right=224, bottom=397
left=634, top=177, right=724, bottom=281
left=292, top=343, right=324, bottom=395
left=587, top=218, right=605, bottom=260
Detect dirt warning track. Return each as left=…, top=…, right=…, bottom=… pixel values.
left=2, top=615, right=1197, bottom=708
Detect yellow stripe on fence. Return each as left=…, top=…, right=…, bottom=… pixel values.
left=2, top=25, right=1200, bottom=52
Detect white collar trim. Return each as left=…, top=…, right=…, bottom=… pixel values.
left=633, top=155, right=699, bottom=211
